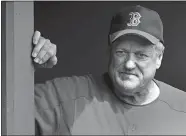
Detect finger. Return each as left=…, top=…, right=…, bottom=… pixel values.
left=32, top=37, right=47, bottom=58
left=50, top=55, right=57, bottom=65
left=35, top=50, right=47, bottom=64
left=40, top=44, right=56, bottom=64
left=40, top=51, right=51, bottom=64
left=39, top=43, right=56, bottom=64
left=33, top=31, right=41, bottom=45
left=34, top=42, right=50, bottom=64
left=47, top=56, right=58, bottom=68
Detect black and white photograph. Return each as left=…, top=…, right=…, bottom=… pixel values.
left=2, top=1, right=186, bottom=135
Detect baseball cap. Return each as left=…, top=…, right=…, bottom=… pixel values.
left=109, top=5, right=164, bottom=45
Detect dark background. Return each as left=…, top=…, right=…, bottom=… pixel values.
left=34, top=1, right=186, bottom=91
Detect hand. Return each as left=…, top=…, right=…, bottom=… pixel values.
left=32, top=31, right=57, bottom=68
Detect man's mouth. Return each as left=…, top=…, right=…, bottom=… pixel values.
left=119, top=72, right=137, bottom=76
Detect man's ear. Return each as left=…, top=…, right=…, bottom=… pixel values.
left=156, top=52, right=163, bottom=69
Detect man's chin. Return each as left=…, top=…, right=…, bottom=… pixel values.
left=116, top=78, right=140, bottom=92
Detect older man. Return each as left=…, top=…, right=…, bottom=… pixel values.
left=34, top=5, right=186, bottom=135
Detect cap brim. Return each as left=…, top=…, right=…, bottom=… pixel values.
left=110, top=29, right=160, bottom=44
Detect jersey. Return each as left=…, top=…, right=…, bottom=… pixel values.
left=35, top=73, right=186, bottom=135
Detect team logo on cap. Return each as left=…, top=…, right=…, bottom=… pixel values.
left=127, top=12, right=141, bottom=26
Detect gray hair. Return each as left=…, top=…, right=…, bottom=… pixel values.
left=153, top=42, right=165, bottom=55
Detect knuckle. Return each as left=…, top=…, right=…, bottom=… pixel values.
left=39, top=36, right=43, bottom=40
left=43, top=43, right=49, bottom=48
left=43, top=40, right=51, bottom=48
left=33, top=31, right=41, bottom=45
left=46, top=39, right=51, bottom=44
left=33, top=37, right=39, bottom=45
left=43, top=46, right=50, bottom=53
left=37, top=54, right=42, bottom=60
left=35, top=30, right=40, bottom=34
left=42, top=56, right=48, bottom=62
left=48, top=50, right=54, bottom=56
left=39, top=37, right=46, bottom=43
left=53, top=44, right=57, bottom=49
left=38, top=51, right=45, bottom=59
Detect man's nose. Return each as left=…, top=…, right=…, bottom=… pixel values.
left=124, top=54, right=136, bottom=70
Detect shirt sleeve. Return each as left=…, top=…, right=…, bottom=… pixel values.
left=35, top=79, right=69, bottom=135
left=34, top=75, right=92, bottom=135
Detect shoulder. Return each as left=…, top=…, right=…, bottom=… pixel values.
left=154, top=79, right=186, bottom=112
left=51, top=74, right=93, bottom=93
left=35, top=74, right=94, bottom=105
left=35, top=74, right=97, bottom=135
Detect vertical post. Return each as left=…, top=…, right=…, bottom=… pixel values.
left=2, top=1, right=7, bottom=135
left=2, top=1, right=35, bottom=135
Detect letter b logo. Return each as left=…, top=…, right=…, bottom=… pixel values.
left=127, top=12, right=141, bottom=26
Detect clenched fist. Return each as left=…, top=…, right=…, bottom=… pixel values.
left=32, top=31, right=57, bottom=68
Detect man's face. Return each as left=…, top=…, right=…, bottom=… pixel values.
left=108, top=35, right=163, bottom=96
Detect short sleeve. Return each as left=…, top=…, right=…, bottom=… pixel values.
left=34, top=75, right=92, bottom=135
left=35, top=79, right=69, bottom=135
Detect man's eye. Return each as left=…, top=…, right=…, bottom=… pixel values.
left=115, top=50, right=126, bottom=56
left=116, top=51, right=123, bottom=53
left=136, top=53, right=148, bottom=59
